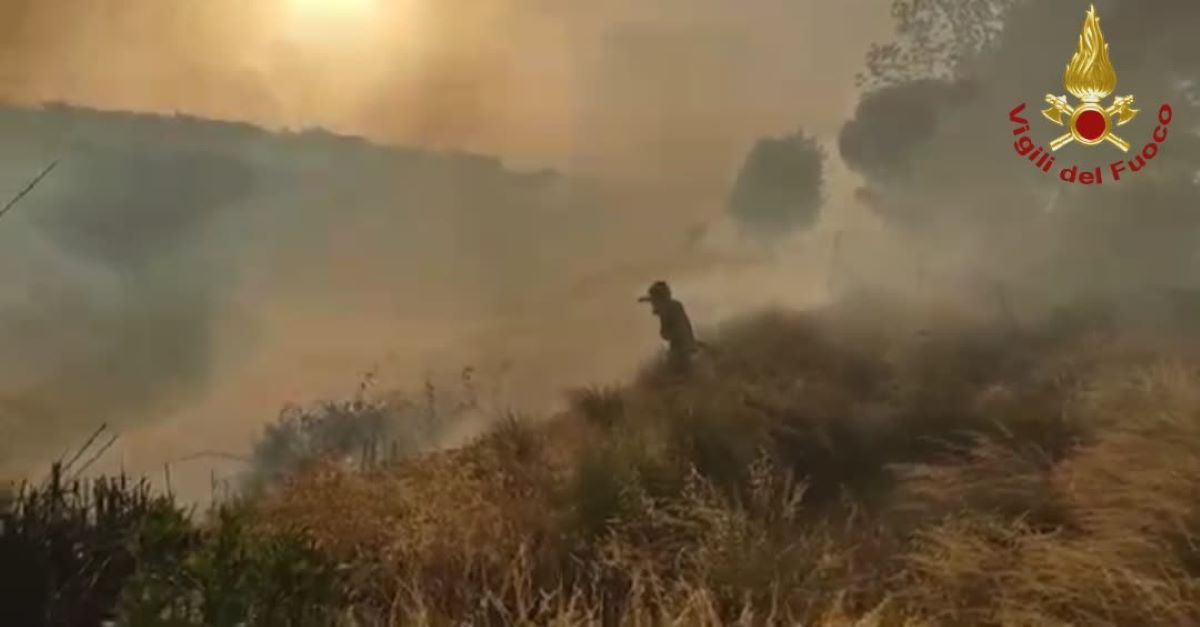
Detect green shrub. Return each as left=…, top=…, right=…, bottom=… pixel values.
left=118, top=506, right=343, bottom=626
left=0, top=465, right=181, bottom=626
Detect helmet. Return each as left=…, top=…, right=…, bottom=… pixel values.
left=638, top=280, right=671, bottom=302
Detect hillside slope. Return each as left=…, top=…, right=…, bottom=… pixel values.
left=251, top=297, right=1200, bottom=625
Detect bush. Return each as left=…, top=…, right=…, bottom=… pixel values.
left=0, top=464, right=181, bottom=626
left=118, top=506, right=342, bottom=626
left=0, top=463, right=345, bottom=626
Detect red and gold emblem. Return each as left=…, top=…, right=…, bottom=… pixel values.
left=1042, top=5, right=1138, bottom=152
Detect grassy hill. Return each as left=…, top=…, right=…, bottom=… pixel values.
left=0, top=103, right=623, bottom=471
left=8, top=295, right=1200, bottom=625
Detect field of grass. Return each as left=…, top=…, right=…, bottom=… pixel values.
left=8, top=296, right=1200, bottom=625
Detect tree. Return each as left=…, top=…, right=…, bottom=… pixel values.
left=728, top=131, right=825, bottom=240
left=841, top=0, right=1200, bottom=298
left=858, top=0, right=1018, bottom=89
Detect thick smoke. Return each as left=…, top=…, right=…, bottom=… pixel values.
left=0, top=0, right=893, bottom=194
left=0, top=0, right=902, bottom=488
left=0, top=105, right=633, bottom=474
left=836, top=0, right=1200, bottom=313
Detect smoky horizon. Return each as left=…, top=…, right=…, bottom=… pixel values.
left=0, top=0, right=1197, bottom=504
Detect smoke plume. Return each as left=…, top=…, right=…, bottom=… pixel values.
left=834, top=0, right=1200, bottom=312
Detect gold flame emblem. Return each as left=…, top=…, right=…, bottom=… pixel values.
left=1042, top=5, right=1138, bottom=151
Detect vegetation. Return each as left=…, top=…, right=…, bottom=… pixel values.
left=5, top=0, right=1198, bottom=624
left=728, top=131, right=826, bottom=239
left=248, top=368, right=483, bottom=492
left=0, top=462, right=340, bottom=626
left=9, top=296, right=1200, bottom=625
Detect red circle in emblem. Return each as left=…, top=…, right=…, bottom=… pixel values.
left=1074, top=110, right=1107, bottom=141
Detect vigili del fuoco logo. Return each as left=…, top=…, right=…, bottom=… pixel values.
left=1008, top=4, right=1173, bottom=185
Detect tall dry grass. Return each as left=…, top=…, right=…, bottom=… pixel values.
left=245, top=299, right=1200, bottom=625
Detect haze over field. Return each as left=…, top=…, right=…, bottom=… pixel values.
left=0, top=0, right=893, bottom=486
left=0, top=0, right=892, bottom=191
left=0, top=0, right=1197, bottom=501
left=10, top=2, right=1200, bottom=624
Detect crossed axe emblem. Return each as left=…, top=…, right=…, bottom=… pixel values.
left=1042, top=94, right=1138, bottom=151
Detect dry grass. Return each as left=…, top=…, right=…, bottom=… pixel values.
left=251, top=300, right=1200, bottom=625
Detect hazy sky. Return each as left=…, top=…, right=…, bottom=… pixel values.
left=0, top=0, right=898, bottom=493
left=0, top=0, right=893, bottom=185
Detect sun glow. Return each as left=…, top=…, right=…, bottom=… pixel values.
left=289, top=0, right=377, bottom=21
left=280, top=0, right=425, bottom=56
left=282, top=0, right=387, bottom=42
